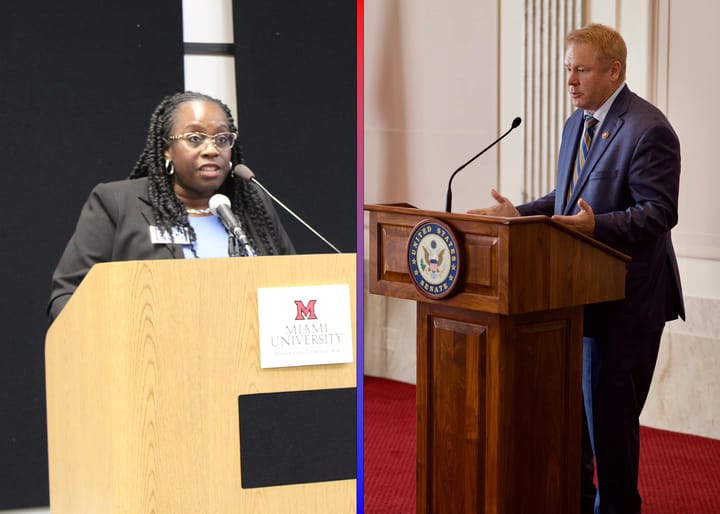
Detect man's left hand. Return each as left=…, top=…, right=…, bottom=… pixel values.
left=551, top=198, right=596, bottom=236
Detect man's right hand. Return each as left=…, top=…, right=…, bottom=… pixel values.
left=467, top=188, right=520, bottom=217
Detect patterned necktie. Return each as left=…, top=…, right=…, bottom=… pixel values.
left=568, top=114, right=599, bottom=200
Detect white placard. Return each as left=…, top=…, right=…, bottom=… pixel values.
left=257, top=284, right=353, bottom=368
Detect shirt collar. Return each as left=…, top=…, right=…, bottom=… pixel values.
left=585, top=82, right=625, bottom=128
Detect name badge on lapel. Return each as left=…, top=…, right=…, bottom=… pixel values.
left=149, top=225, right=191, bottom=245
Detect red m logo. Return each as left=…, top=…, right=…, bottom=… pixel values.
left=294, top=300, right=318, bottom=320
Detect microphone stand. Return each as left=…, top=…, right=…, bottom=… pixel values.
left=227, top=234, right=241, bottom=257
left=445, top=117, right=522, bottom=213
left=231, top=227, right=257, bottom=257
left=227, top=233, right=256, bottom=257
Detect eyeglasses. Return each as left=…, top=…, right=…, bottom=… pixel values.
left=166, top=132, right=237, bottom=149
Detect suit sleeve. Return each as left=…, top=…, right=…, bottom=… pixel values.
left=47, top=184, right=118, bottom=323
left=516, top=190, right=557, bottom=216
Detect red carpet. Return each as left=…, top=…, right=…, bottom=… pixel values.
left=363, top=375, right=720, bottom=514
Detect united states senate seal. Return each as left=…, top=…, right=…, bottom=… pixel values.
left=406, top=219, right=461, bottom=299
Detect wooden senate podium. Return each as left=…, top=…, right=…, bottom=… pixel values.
left=365, top=204, right=629, bottom=514
left=45, top=254, right=357, bottom=514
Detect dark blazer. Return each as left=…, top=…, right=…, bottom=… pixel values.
left=48, top=177, right=294, bottom=321
left=517, top=85, right=684, bottom=335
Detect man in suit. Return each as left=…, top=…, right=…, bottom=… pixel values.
left=469, top=23, right=684, bottom=514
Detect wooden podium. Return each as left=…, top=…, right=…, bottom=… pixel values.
left=365, top=204, right=629, bottom=514
left=45, top=254, right=357, bottom=514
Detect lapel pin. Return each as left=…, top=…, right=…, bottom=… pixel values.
left=601, top=131, right=610, bottom=139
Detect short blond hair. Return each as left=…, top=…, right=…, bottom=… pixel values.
left=566, top=23, right=627, bottom=82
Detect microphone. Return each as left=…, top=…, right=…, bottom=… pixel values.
left=445, top=116, right=522, bottom=213
left=208, top=193, right=257, bottom=257
left=233, top=164, right=342, bottom=254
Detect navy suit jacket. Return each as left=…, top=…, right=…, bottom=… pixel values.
left=48, top=177, right=295, bottom=322
left=517, top=85, right=684, bottom=335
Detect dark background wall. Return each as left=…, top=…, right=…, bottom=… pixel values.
left=1, top=0, right=356, bottom=509
left=0, top=1, right=184, bottom=509
left=233, top=0, right=356, bottom=254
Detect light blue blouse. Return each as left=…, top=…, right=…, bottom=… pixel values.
left=182, top=215, right=230, bottom=258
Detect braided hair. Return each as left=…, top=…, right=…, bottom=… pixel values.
left=129, top=91, right=283, bottom=255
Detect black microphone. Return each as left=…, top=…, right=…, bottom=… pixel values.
left=233, top=164, right=342, bottom=254
left=208, top=193, right=257, bottom=257
left=445, top=116, right=522, bottom=213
